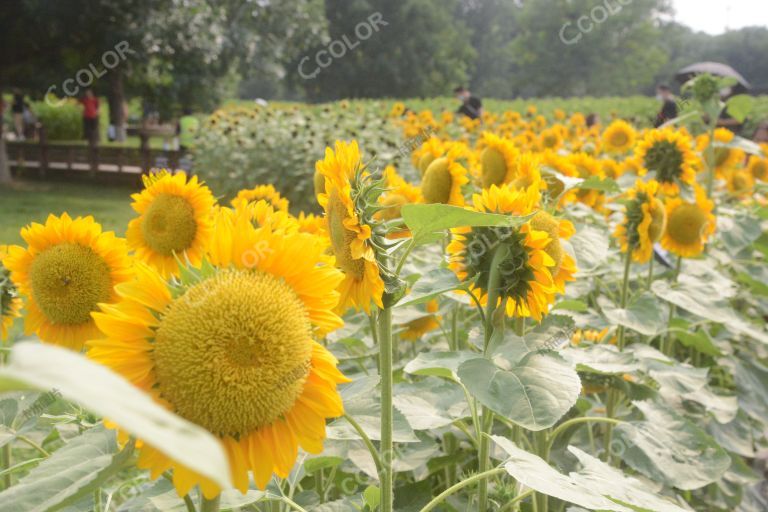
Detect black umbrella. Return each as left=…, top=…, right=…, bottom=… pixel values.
left=675, top=61, right=751, bottom=94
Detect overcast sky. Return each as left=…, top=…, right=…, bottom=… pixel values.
left=669, top=0, right=768, bottom=34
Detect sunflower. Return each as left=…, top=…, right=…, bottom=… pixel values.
left=4, top=214, right=132, bottom=349
left=747, top=155, right=768, bottom=182
left=421, top=146, right=470, bottom=206
left=126, top=171, right=215, bottom=277
left=412, top=136, right=445, bottom=175
left=296, top=212, right=328, bottom=237
left=88, top=210, right=348, bottom=499
left=0, top=246, right=23, bottom=342
left=661, top=184, right=715, bottom=257
left=569, top=153, right=605, bottom=209
left=509, top=152, right=545, bottom=196
left=613, top=180, right=666, bottom=263
left=233, top=200, right=299, bottom=234
left=601, top=120, right=636, bottom=154
left=479, top=132, right=520, bottom=188
left=376, top=166, right=422, bottom=238
left=634, top=129, right=698, bottom=195
left=316, top=140, right=385, bottom=314
left=399, top=299, right=440, bottom=341
left=231, top=184, right=289, bottom=212
left=447, top=185, right=557, bottom=321
left=538, top=126, right=563, bottom=151
left=713, top=128, right=744, bottom=174
left=726, top=169, right=754, bottom=198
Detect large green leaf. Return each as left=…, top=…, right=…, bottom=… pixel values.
left=725, top=95, right=754, bottom=123
left=734, top=357, right=768, bottom=423
left=614, top=400, right=731, bottom=490
left=563, top=344, right=640, bottom=375
left=403, top=351, right=476, bottom=380
left=401, top=203, right=532, bottom=245
left=397, top=267, right=465, bottom=307
left=651, top=279, right=768, bottom=345
left=600, top=292, right=665, bottom=336
left=0, top=426, right=128, bottom=512
left=458, top=350, right=580, bottom=431
left=567, top=226, right=609, bottom=273
left=493, top=437, right=688, bottom=511
left=0, top=342, right=231, bottom=490
left=717, top=211, right=762, bottom=255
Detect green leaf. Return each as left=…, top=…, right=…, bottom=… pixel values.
left=397, top=267, right=465, bottom=307
left=718, top=212, right=762, bottom=255
left=363, top=485, right=380, bottom=510
left=567, top=226, right=609, bottom=273
left=303, top=456, right=345, bottom=474
left=458, top=351, right=580, bottom=431
left=0, top=342, right=232, bottom=490
left=403, top=350, right=476, bottom=380
left=600, top=292, right=665, bottom=336
left=554, top=299, right=589, bottom=312
left=401, top=203, right=533, bottom=246
left=725, top=94, right=754, bottom=123
left=651, top=279, right=768, bottom=345
left=0, top=425, right=129, bottom=512
left=614, top=400, right=731, bottom=490
left=669, top=319, right=721, bottom=357
left=578, top=176, right=621, bottom=194
left=734, top=357, right=768, bottom=423
left=494, top=436, right=690, bottom=511
left=563, top=344, right=640, bottom=375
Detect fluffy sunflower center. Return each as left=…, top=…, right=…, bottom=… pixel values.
left=462, top=227, right=534, bottom=302
left=608, top=130, right=629, bottom=148
left=28, top=243, right=112, bottom=325
left=422, top=157, right=453, bottom=203
left=481, top=148, right=508, bottom=188
left=666, top=204, right=709, bottom=246
left=751, top=160, right=767, bottom=180
left=644, top=141, right=684, bottom=184
left=327, top=189, right=366, bottom=279
left=731, top=173, right=751, bottom=193
left=542, top=134, right=559, bottom=148
left=141, top=194, right=198, bottom=255
left=714, top=147, right=732, bottom=168
left=152, top=269, right=313, bottom=437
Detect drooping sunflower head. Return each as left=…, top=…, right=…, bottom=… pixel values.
left=4, top=214, right=132, bottom=349
left=601, top=120, right=636, bottom=154
left=88, top=212, right=348, bottom=499
left=0, top=246, right=23, bottom=342
left=634, top=129, right=698, bottom=195
left=413, top=136, right=445, bottom=175
left=398, top=299, right=440, bottom=341
left=479, top=132, right=519, bottom=188
left=661, top=184, right=716, bottom=258
left=447, top=185, right=558, bottom=321
left=421, top=146, right=470, bottom=206
left=376, top=166, right=422, bottom=239
left=316, top=140, right=388, bottom=313
left=747, top=155, right=768, bottom=182
left=613, top=180, right=666, bottom=263
left=713, top=128, right=744, bottom=172
left=126, top=170, right=215, bottom=277
left=231, top=184, right=289, bottom=212
left=726, top=169, right=754, bottom=198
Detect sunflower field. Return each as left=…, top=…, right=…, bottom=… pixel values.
left=1, top=75, right=768, bottom=512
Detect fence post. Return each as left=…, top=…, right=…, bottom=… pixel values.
left=38, top=124, right=48, bottom=178
left=140, top=132, right=150, bottom=172
left=89, top=135, right=98, bottom=177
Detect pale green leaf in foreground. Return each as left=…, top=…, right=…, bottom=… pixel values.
left=0, top=341, right=232, bottom=491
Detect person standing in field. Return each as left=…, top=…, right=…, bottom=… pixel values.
left=653, top=84, right=678, bottom=127
left=177, top=107, right=199, bottom=151
left=454, top=86, right=483, bottom=120
left=12, top=92, right=27, bottom=139
left=80, top=88, right=100, bottom=145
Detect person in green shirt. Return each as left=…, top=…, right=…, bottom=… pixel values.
left=177, top=107, right=199, bottom=151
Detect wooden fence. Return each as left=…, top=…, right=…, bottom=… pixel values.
left=6, top=127, right=188, bottom=185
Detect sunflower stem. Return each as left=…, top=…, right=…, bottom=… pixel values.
left=1, top=445, right=10, bottom=490
left=377, top=306, right=394, bottom=512
left=646, top=257, right=654, bottom=289
left=704, top=125, right=717, bottom=200
left=419, top=467, right=507, bottom=512
left=478, top=245, right=507, bottom=512
left=200, top=495, right=220, bottom=512
left=663, top=256, right=683, bottom=356
left=616, top=248, right=633, bottom=351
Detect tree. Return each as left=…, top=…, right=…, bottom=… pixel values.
left=296, top=0, right=476, bottom=100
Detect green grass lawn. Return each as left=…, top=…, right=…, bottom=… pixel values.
left=0, top=180, right=137, bottom=245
